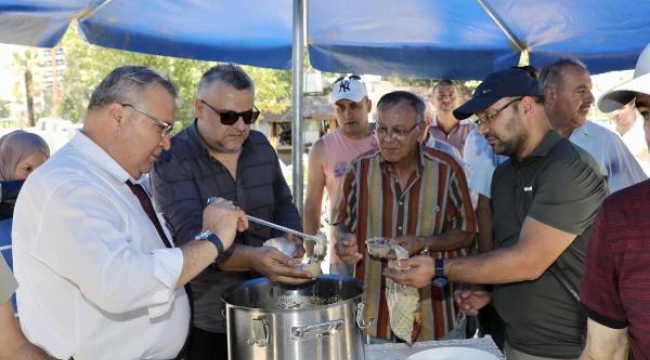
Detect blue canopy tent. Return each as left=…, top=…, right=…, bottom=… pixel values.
left=2, top=0, right=650, bottom=207
left=5, top=0, right=650, bottom=78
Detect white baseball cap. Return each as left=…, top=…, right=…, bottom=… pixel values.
left=331, top=75, right=368, bottom=103
left=598, top=43, right=650, bottom=112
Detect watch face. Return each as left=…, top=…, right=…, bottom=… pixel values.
left=432, top=277, right=448, bottom=288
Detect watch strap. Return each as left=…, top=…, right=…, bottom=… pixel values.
left=196, top=231, right=226, bottom=262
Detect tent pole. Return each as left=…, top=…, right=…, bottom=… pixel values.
left=78, top=0, right=119, bottom=21
left=476, top=0, right=526, bottom=53
left=291, top=0, right=306, bottom=215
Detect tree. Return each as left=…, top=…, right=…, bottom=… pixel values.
left=13, top=49, right=40, bottom=127
left=0, top=99, right=10, bottom=118
left=58, top=25, right=293, bottom=130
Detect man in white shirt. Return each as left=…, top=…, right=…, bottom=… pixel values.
left=609, top=100, right=650, bottom=174
left=540, top=58, right=647, bottom=192
left=12, top=66, right=248, bottom=360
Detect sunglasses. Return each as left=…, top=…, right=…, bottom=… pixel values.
left=334, top=74, right=362, bottom=83
left=199, top=99, right=260, bottom=125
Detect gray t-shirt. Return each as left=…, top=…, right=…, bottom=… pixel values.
left=1, top=255, right=17, bottom=304
left=490, top=131, right=607, bottom=358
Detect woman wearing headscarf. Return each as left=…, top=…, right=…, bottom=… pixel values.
left=0, top=130, right=50, bottom=314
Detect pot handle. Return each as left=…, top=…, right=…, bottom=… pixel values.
left=291, top=319, right=344, bottom=341
left=247, top=316, right=270, bottom=347
left=356, top=301, right=375, bottom=329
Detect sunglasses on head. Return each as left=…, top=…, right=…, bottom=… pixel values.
left=334, top=74, right=362, bottom=83
left=199, top=99, right=260, bottom=125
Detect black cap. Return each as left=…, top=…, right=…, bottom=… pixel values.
left=453, top=68, right=543, bottom=120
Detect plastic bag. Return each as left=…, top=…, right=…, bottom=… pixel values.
left=442, top=312, right=468, bottom=340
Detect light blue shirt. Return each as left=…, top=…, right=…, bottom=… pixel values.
left=569, top=121, right=647, bottom=193
left=463, top=129, right=508, bottom=198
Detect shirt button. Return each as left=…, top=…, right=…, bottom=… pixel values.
left=398, top=226, right=403, bottom=231
left=399, top=201, right=403, bottom=206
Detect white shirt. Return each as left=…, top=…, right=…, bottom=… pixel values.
left=426, top=134, right=481, bottom=208
left=620, top=120, right=650, bottom=176
left=462, top=129, right=508, bottom=198
left=570, top=121, right=647, bottom=193
left=13, top=133, right=190, bottom=360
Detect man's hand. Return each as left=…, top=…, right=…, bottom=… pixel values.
left=454, top=287, right=491, bottom=316
left=202, top=198, right=248, bottom=251
left=382, top=256, right=435, bottom=288
left=392, top=235, right=427, bottom=256
left=250, top=246, right=315, bottom=284
left=285, top=233, right=305, bottom=258
left=335, top=231, right=363, bottom=265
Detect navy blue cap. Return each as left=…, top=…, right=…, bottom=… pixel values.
left=453, top=68, right=543, bottom=120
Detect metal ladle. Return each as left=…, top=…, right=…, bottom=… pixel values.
left=247, top=215, right=327, bottom=262
left=206, top=197, right=327, bottom=261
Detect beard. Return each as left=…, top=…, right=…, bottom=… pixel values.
left=488, top=114, right=527, bottom=157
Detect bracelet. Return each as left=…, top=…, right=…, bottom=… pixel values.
left=195, top=230, right=226, bottom=262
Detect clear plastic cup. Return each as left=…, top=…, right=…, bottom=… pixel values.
left=365, top=237, right=392, bottom=258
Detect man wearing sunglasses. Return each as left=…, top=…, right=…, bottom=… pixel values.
left=303, top=74, right=377, bottom=276
left=151, top=64, right=311, bottom=360
left=384, top=68, right=607, bottom=359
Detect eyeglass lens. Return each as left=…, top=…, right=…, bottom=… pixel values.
left=200, top=99, right=260, bottom=125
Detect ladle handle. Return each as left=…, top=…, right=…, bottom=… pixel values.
left=246, top=214, right=322, bottom=242
left=206, top=196, right=322, bottom=242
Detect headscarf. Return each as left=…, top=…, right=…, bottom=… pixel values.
left=0, top=130, right=50, bottom=181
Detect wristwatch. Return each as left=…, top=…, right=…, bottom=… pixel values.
left=195, top=230, right=226, bottom=262
left=432, top=258, right=448, bottom=288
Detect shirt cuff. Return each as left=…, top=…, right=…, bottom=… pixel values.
left=148, top=247, right=184, bottom=318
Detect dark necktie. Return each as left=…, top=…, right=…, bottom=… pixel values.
left=126, top=180, right=193, bottom=359
left=126, top=180, right=173, bottom=249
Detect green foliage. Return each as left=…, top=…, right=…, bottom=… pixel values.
left=57, top=25, right=293, bottom=130
left=0, top=99, right=10, bottom=118
left=386, top=76, right=437, bottom=89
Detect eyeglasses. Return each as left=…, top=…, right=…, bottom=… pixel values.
left=199, top=99, right=260, bottom=125
left=121, top=103, right=174, bottom=138
left=375, top=121, right=422, bottom=139
left=475, top=97, right=523, bottom=126
left=334, top=74, right=362, bottom=83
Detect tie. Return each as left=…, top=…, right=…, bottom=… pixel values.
left=126, top=180, right=173, bottom=249
left=126, top=180, right=193, bottom=359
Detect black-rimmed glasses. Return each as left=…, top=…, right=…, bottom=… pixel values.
left=375, top=121, right=422, bottom=139
left=475, top=97, right=523, bottom=126
left=199, top=99, right=260, bottom=125
left=121, top=103, right=174, bottom=138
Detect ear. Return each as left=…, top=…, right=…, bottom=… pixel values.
left=544, top=86, right=556, bottom=107
left=520, top=96, right=536, bottom=118
left=365, top=98, right=372, bottom=113
left=107, top=103, right=127, bottom=130
left=194, top=99, right=203, bottom=118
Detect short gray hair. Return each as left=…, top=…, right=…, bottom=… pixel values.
left=198, top=63, right=255, bottom=94
left=377, top=91, right=426, bottom=124
left=87, top=66, right=177, bottom=111
left=538, top=58, right=588, bottom=92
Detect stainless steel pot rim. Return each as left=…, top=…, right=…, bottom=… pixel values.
left=221, top=275, right=365, bottom=312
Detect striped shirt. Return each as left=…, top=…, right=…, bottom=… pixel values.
left=332, top=145, right=476, bottom=341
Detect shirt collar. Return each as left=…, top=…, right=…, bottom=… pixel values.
left=510, top=130, right=562, bottom=165
left=569, top=122, right=589, bottom=139
left=69, top=131, right=134, bottom=184
left=378, top=144, right=426, bottom=175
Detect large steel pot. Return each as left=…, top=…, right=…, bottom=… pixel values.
left=221, top=275, right=368, bottom=360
